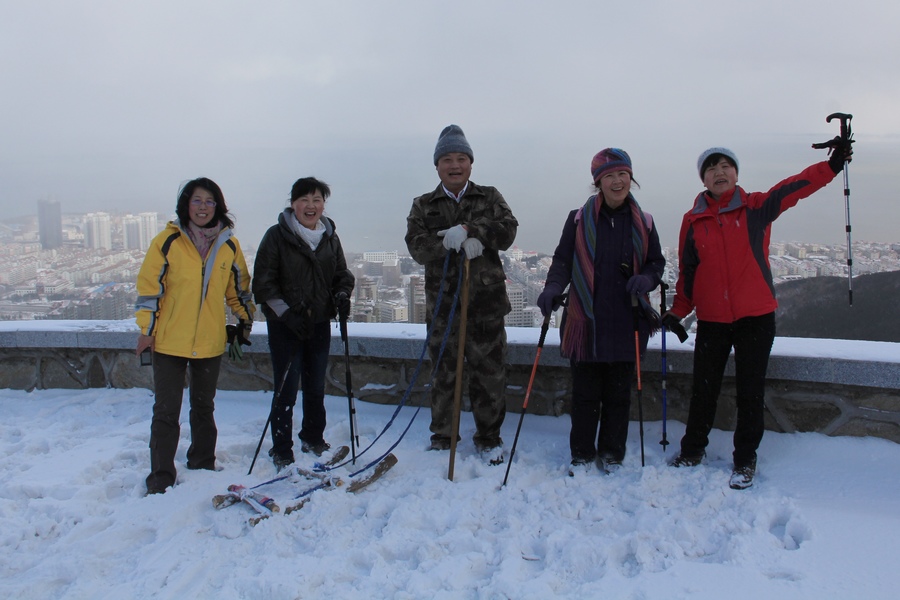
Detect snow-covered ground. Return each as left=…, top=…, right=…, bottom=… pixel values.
left=2, top=385, right=899, bottom=599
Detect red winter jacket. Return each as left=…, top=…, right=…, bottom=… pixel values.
left=671, top=161, right=836, bottom=324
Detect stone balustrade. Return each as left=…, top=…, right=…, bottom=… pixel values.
left=1, top=321, right=898, bottom=443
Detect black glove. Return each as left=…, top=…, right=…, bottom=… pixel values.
left=828, top=136, right=854, bottom=174
left=281, top=305, right=311, bottom=340
left=225, top=320, right=252, bottom=360
left=537, top=283, right=564, bottom=317
left=625, top=274, right=654, bottom=296
left=662, top=312, right=689, bottom=344
left=335, top=291, right=351, bottom=321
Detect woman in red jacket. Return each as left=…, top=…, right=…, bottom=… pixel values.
left=665, top=141, right=852, bottom=490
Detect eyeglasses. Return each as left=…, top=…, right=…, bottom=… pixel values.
left=190, top=199, right=217, bottom=207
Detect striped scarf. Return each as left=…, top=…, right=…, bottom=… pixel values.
left=560, top=193, right=651, bottom=360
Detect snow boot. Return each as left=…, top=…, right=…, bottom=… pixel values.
left=269, top=448, right=294, bottom=472
left=669, top=452, right=705, bottom=468
left=568, top=457, right=593, bottom=478
left=477, top=444, right=505, bottom=466
left=598, top=453, right=623, bottom=474
left=300, top=439, right=331, bottom=457
left=729, top=458, right=757, bottom=490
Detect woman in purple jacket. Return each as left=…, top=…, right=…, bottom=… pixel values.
left=538, top=148, right=665, bottom=476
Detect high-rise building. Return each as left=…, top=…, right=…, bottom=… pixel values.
left=382, top=258, right=402, bottom=287
left=122, top=212, right=160, bottom=250
left=139, top=212, right=159, bottom=249
left=504, top=282, right=531, bottom=327
left=37, top=199, right=63, bottom=250
left=356, top=276, right=378, bottom=302
left=122, top=215, right=142, bottom=250
left=407, top=275, right=426, bottom=324
left=84, top=212, right=112, bottom=250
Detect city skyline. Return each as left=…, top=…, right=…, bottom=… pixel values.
left=3, top=213, right=897, bottom=325
left=0, top=203, right=892, bottom=259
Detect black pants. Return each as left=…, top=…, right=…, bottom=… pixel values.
left=679, top=313, right=775, bottom=468
left=146, top=352, right=222, bottom=491
left=569, top=361, right=634, bottom=462
left=267, top=318, right=331, bottom=461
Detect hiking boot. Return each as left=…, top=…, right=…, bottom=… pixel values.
left=300, top=440, right=331, bottom=457
left=568, top=457, right=593, bottom=478
left=269, top=448, right=295, bottom=471
left=429, top=437, right=451, bottom=451
left=669, top=452, right=705, bottom=468
left=729, top=458, right=757, bottom=490
left=598, top=454, right=623, bottom=474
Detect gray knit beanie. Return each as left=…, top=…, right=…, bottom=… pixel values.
left=433, top=124, right=474, bottom=165
left=697, top=147, right=739, bottom=180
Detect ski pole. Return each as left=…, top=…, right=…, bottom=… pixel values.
left=448, top=258, right=471, bottom=482
left=248, top=364, right=293, bottom=475
left=502, top=313, right=550, bottom=487
left=812, top=112, right=854, bottom=305
left=658, top=282, right=670, bottom=453
left=340, top=314, right=361, bottom=464
left=631, top=295, right=645, bottom=467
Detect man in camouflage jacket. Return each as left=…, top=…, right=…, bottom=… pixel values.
left=405, top=125, right=518, bottom=463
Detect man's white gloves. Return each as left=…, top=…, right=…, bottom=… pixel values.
left=437, top=225, right=468, bottom=251
left=461, top=237, right=484, bottom=260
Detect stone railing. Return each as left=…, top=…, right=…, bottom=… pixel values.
left=1, top=321, right=899, bottom=443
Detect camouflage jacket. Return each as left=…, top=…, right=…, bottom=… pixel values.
left=405, top=182, right=518, bottom=322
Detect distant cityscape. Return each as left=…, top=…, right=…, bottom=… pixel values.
left=2, top=201, right=899, bottom=326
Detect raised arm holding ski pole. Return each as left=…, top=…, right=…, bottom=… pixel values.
left=812, top=112, right=855, bottom=305
left=538, top=148, right=664, bottom=478
left=404, top=124, right=518, bottom=470
left=667, top=132, right=852, bottom=491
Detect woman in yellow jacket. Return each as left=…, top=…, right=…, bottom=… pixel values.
left=136, top=177, right=255, bottom=495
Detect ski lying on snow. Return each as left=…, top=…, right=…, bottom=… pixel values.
left=347, top=453, right=398, bottom=493
left=212, top=484, right=279, bottom=517
left=213, top=450, right=397, bottom=525
left=271, top=453, right=400, bottom=521
left=212, top=446, right=348, bottom=514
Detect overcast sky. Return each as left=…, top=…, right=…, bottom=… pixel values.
left=2, top=0, right=897, bottom=255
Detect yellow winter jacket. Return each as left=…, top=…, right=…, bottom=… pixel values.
left=135, top=221, right=255, bottom=359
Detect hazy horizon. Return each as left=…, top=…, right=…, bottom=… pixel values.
left=3, top=1, right=898, bottom=255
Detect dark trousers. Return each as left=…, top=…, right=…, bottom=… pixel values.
left=427, top=317, right=507, bottom=449
left=569, top=361, right=634, bottom=462
left=267, top=318, right=331, bottom=460
left=146, top=352, right=222, bottom=491
left=679, top=313, right=776, bottom=467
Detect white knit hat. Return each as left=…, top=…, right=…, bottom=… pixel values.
left=697, top=147, right=739, bottom=180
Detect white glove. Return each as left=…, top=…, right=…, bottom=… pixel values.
left=461, top=237, right=484, bottom=260
left=437, top=224, right=468, bottom=251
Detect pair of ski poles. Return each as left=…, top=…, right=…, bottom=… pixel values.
left=248, top=313, right=361, bottom=475
left=502, top=285, right=674, bottom=483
